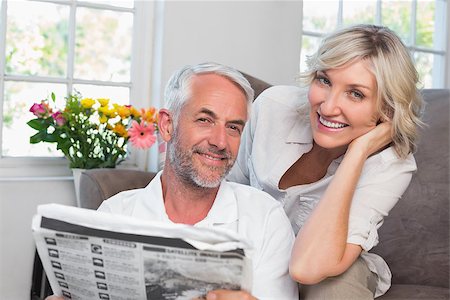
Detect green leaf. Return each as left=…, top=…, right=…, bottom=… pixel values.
left=56, top=138, right=72, bottom=154
left=43, top=134, right=58, bottom=143
left=27, top=118, right=51, bottom=131
left=30, top=132, right=47, bottom=144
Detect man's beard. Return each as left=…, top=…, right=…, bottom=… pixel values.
left=168, top=128, right=235, bottom=188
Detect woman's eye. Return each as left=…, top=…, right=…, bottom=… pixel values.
left=350, top=90, right=364, bottom=100
left=317, top=76, right=331, bottom=86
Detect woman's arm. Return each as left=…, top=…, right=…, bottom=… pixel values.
left=289, top=122, right=392, bottom=284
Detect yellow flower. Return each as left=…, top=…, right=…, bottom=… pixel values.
left=98, top=106, right=116, bottom=118
left=116, top=105, right=131, bottom=119
left=98, top=106, right=108, bottom=114
left=108, top=107, right=118, bottom=118
left=130, top=106, right=141, bottom=118
left=97, top=98, right=110, bottom=107
left=99, top=115, right=108, bottom=124
left=141, top=107, right=158, bottom=123
left=80, top=98, right=95, bottom=109
left=113, top=123, right=128, bottom=137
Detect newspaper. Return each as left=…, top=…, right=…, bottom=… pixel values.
left=32, top=204, right=253, bottom=300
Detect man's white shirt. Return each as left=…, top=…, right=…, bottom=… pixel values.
left=98, top=171, right=299, bottom=300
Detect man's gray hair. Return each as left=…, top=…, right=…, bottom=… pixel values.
left=163, top=62, right=254, bottom=126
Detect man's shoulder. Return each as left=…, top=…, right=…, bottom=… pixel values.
left=223, top=181, right=294, bottom=259
left=99, top=173, right=160, bottom=212
left=225, top=181, right=281, bottom=209
left=98, top=188, right=144, bottom=213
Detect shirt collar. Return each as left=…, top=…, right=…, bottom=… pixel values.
left=135, top=170, right=170, bottom=222
left=138, top=171, right=238, bottom=228
left=284, top=112, right=344, bottom=165
left=198, top=180, right=238, bottom=227
left=285, top=111, right=313, bottom=144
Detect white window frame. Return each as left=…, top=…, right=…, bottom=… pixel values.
left=301, top=0, right=448, bottom=89
left=0, top=0, right=156, bottom=179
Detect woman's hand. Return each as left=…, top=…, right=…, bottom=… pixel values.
left=205, top=289, right=257, bottom=300
left=348, top=121, right=392, bottom=158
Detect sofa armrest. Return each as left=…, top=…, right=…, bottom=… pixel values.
left=79, top=169, right=156, bottom=210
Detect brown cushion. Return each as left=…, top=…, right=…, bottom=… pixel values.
left=241, top=72, right=272, bottom=99
left=372, top=90, right=449, bottom=288
left=79, top=169, right=156, bottom=209
left=378, top=284, right=450, bottom=300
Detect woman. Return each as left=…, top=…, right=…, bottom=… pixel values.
left=227, top=24, right=424, bottom=299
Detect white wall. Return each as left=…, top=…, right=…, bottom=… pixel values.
left=0, top=2, right=302, bottom=299
left=157, top=1, right=302, bottom=95
left=446, top=0, right=450, bottom=88
left=0, top=179, right=76, bottom=299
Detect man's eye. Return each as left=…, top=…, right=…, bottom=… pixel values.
left=197, top=118, right=210, bottom=123
left=228, top=125, right=242, bottom=135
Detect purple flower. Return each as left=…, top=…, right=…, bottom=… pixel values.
left=29, top=101, right=51, bottom=118
left=52, top=111, right=66, bottom=126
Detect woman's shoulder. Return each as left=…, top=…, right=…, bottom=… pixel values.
left=255, top=85, right=308, bottom=108
left=362, top=146, right=417, bottom=177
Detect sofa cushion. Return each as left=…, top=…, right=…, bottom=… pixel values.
left=378, top=284, right=450, bottom=300
left=372, top=89, right=449, bottom=288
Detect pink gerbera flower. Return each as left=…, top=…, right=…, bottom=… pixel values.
left=128, top=120, right=157, bottom=149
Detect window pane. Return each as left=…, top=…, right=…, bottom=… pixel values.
left=2, top=82, right=66, bottom=157
left=303, top=1, right=338, bottom=33
left=416, top=1, right=435, bottom=48
left=72, top=85, right=130, bottom=106
left=414, top=51, right=433, bottom=88
left=343, top=0, right=376, bottom=26
left=0, top=1, right=4, bottom=28
left=74, top=8, right=133, bottom=82
left=5, top=1, right=69, bottom=77
left=86, top=0, right=134, bottom=8
left=382, top=1, right=412, bottom=45
left=300, top=35, right=322, bottom=73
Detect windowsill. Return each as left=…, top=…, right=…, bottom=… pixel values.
left=0, top=156, right=143, bottom=180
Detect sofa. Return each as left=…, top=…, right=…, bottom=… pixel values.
left=78, top=75, right=449, bottom=299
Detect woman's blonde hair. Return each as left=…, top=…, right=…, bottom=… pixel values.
left=300, top=24, right=425, bottom=159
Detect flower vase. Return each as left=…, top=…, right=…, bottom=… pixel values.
left=72, top=168, right=86, bottom=207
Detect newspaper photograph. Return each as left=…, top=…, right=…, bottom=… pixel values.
left=32, top=204, right=253, bottom=300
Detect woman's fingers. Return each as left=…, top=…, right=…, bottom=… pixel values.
left=349, top=122, right=393, bottom=157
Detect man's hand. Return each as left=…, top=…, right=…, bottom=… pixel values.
left=206, top=289, right=257, bottom=300
left=45, top=296, right=63, bottom=300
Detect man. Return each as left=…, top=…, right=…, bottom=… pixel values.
left=48, top=62, right=298, bottom=300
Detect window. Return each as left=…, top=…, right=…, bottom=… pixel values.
left=301, top=0, right=448, bottom=88
left=0, top=0, right=155, bottom=175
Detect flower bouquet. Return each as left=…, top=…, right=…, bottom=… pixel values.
left=28, top=92, right=158, bottom=169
